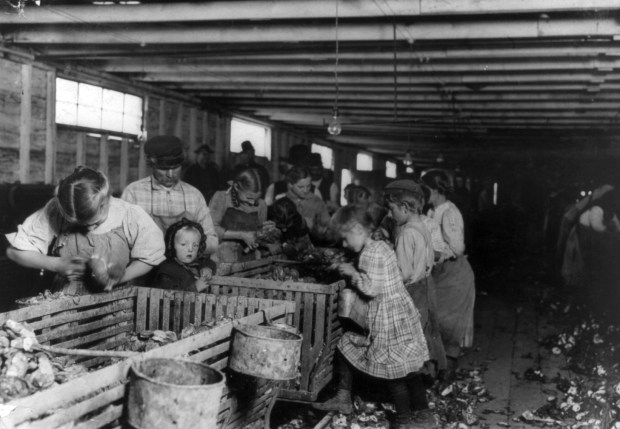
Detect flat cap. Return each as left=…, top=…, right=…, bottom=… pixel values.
left=241, top=140, right=254, bottom=152
left=194, top=144, right=213, bottom=154
left=144, top=135, right=185, bottom=168
left=384, top=179, right=424, bottom=197
left=281, top=144, right=311, bottom=166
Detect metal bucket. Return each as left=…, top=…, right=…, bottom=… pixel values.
left=127, top=358, right=225, bottom=429
left=229, top=324, right=302, bottom=380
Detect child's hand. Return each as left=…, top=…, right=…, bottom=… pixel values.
left=333, top=262, right=357, bottom=278
left=199, top=267, right=213, bottom=281
left=240, top=231, right=258, bottom=249
left=195, top=276, right=210, bottom=292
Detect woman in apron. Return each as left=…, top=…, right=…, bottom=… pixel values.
left=209, top=167, right=273, bottom=263
left=6, top=166, right=165, bottom=295
left=422, top=170, right=476, bottom=383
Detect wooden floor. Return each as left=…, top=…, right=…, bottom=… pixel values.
left=460, top=290, right=570, bottom=428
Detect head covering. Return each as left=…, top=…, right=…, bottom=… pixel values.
left=144, top=135, right=185, bottom=168
left=309, top=153, right=323, bottom=168
left=194, top=144, right=213, bottom=154
left=384, top=179, right=424, bottom=198
left=241, top=140, right=255, bottom=153
left=281, top=144, right=311, bottom=166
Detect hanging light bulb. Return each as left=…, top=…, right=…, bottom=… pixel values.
left=327, top=0, right=342, bottom=136
left=404, top=150, right=413, bottom=166
left=328, top=108, right=342, bottom=136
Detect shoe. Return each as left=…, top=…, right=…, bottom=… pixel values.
left=410, top=409, right=438, bottom=429
left=440, top=357, right=458, bottom=383
left=312, top=389, right=353, bottom=414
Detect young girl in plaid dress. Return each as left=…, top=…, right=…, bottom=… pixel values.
left=314, top=206, right=434, bottom=429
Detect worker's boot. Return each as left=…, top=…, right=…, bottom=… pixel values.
left=312, top=389, right=353, bottom=414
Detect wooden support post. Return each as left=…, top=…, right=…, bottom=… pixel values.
left=222, top=114, right=231, bottom=169
left=45, top=70, right=56, bottom=184
left=189, top=107, right=197, bottom=161
left=99, top=135, right=108, bottom=176
left=120, top=137, right=129, bottom=190
left=76, top=132, right=86, bottom=166
left=158, top=98, right=165, bottom=135
left=174, top=103, right=183, bottom=137
left=271, top=129, right=281, bottom=180
left=138, top=96, right=148, bottom=178
left=202, top=110, right=208, bottom=145
left=215, top=114, right=224, bottom=168
left=19, top=64, right=32, bottom=184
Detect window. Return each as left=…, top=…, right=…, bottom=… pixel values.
left=55, top=78, right=142, bottom=135
left=356, top=152, right=373, bottom=171
left=311, top=143, right=334, bottom=170
left=386, top=161, right=397, bottom=178
left=230, top=118, right=271, bottom=160
left=340, top=168, right=352, bottom=206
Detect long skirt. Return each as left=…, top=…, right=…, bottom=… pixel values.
left=432, top=256, right=476, bottom=358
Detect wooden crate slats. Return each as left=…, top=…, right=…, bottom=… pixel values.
left=293, top=292, right=302, bottom=328
left=299, top=292, right=315, bottom=390
left=182, top=292, right=194, bottom=327
left=71, top=404, right=123, bottom=429
left=235, top=296, right=247, bottom=319
left=19, top=384, right=125, bottom=429
left=210, top=276, right=337, bottom=295
left=312, top=294, right=327, bottom=356
left=3, top=294, right=291, bottom=429
left=161, top=290, right=174, bottom=331
left=37, top=311, right=134, bottom=344
left=135, top=287, right=148, bottom=332
left=194, top=293, right=205, bottom=325
left=53, top=324, right=134, bottom=350
left=0, top=287, right=137, bottom=325
left=189, top=341, right=230, bottom=365
left=27, top=299, right=134, bottom=332
left=205, top=294, right=215, bottom=321
left=216, top=256, right=276, bottom=277
left=173, top=292, right=182, bottom=333
left=147, top=288, right=162, bottom=331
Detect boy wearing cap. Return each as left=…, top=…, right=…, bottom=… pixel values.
left=121, top=135, right=218, bottom=255
left=183, top=143, right=221, bottom=202
left=230, top=140, right=270, bottom=196
left=308, top=153, right=340, bottom=214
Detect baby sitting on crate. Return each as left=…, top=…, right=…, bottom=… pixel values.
left=152, top=218, right=216, bottom=292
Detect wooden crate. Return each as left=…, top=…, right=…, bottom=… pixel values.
left=215, top=254, right=283, bottom=278
left=204, top=276, right=344, bottom=402
left=0, top=287, right=295, bottom=429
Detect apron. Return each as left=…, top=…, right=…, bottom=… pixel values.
left=149, top=179, right=194, bottom=232
left=403, top=222, right=447, bottom=371
left=218, top=206, right=260, bottom=263
left=51, top=226, right=131, bottom=295
left=432, top=255, right=476, bottom=357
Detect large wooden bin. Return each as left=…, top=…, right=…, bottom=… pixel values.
left=0, top=286, right=295, bottom=429
left=216, top=254, right=283, bottom=278
left=205, top=276, right=344, bottom=402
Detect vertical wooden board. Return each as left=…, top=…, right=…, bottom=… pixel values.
left=19, top=63, right=32, bottom=183
left=182, top=293, right=193, bottom=328
left=194, top=293, right=205, bottom=325
left=226, top=295, right=238, bottom=318
left=138, top=96, right=148, bottom=179
left=45, top=70, right=56, bottom=184
left=314, top=294, right=327, bottom=352
left=161, top=290, right=173, bottom=331
left=173, top=292, right=182, bottom=333
left=294, top=292, right=302, bottom=327
left=236, top=296, right=248, bottom=319
left=135, top=288, right=148, bottom=332
left=120, top=137, right=129, bottom=190
left=158, top=98, right=166, bottom=135
left=98, top=135, right=108, bottom=176
left=205, top=294, right=215, bottom=322
left=148, top=288, right=162, bottom=330
left=189, top=107, right=197, bottom=159
left=247, top=297, right=258, bottom=315
left=299, top=293, right=315, bottom=390
left=215, top=295, right=225, bottom=319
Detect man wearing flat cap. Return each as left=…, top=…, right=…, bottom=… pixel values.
left=121, top=135, right=218, bottom=254
left=183, top=143, right=221, bottom=203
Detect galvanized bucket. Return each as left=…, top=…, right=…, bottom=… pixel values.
left=229, top=324, right=302, bottom=380
left=127, top=358, right=225, bottom=429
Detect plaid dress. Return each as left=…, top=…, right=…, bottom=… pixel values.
left=338, top=240, right=429, bottom=379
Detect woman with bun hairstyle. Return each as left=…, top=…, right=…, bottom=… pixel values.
left=6, top=166, right=165, bottom=295
left=421, top=169, right=476, bottom=382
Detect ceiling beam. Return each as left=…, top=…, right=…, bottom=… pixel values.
left=4, top=0, right=618, bottom=24
left=5, top=17, right=620, bottom=45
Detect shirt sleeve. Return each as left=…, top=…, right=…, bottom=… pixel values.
left=353, top=244, right=385, bottom=298
left=6, top=200, right=59, bottom=255
left=264, top=183, right=275, bottom=206
left=194, top=191, right=219, bottom=254
left=395, top=228, right=417, bottom=285
left=441, top=206, right=465, bottom=256
left=257, top=200, right=268, bottom=225
left=120, top=184, right=137, bottom=204
left=123, top=203, right=166, bottom=266
left=208, top=191, right=228, bottom=240
left=329, top=182, right=339, bottom=205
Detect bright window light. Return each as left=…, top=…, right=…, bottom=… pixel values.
left=311, top=143, right=334, bottom=170
left=230, top=118, right=271, bottom=160
left=386, top=161, right=397, bottom=178
left=340, top=169, right=352, bottom=206
left=356, top=152, right=373, bottom=171
left=55, top=78, right=142, bottom=135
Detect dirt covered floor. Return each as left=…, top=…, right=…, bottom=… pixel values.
left=271, top=234, right=620, bottom=429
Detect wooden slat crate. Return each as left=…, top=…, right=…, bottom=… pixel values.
left=0, top=287, right=295, bottom=429
left=204, top=276, right=344, bottom=402
left=215, top=254, right=283, bottom=278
